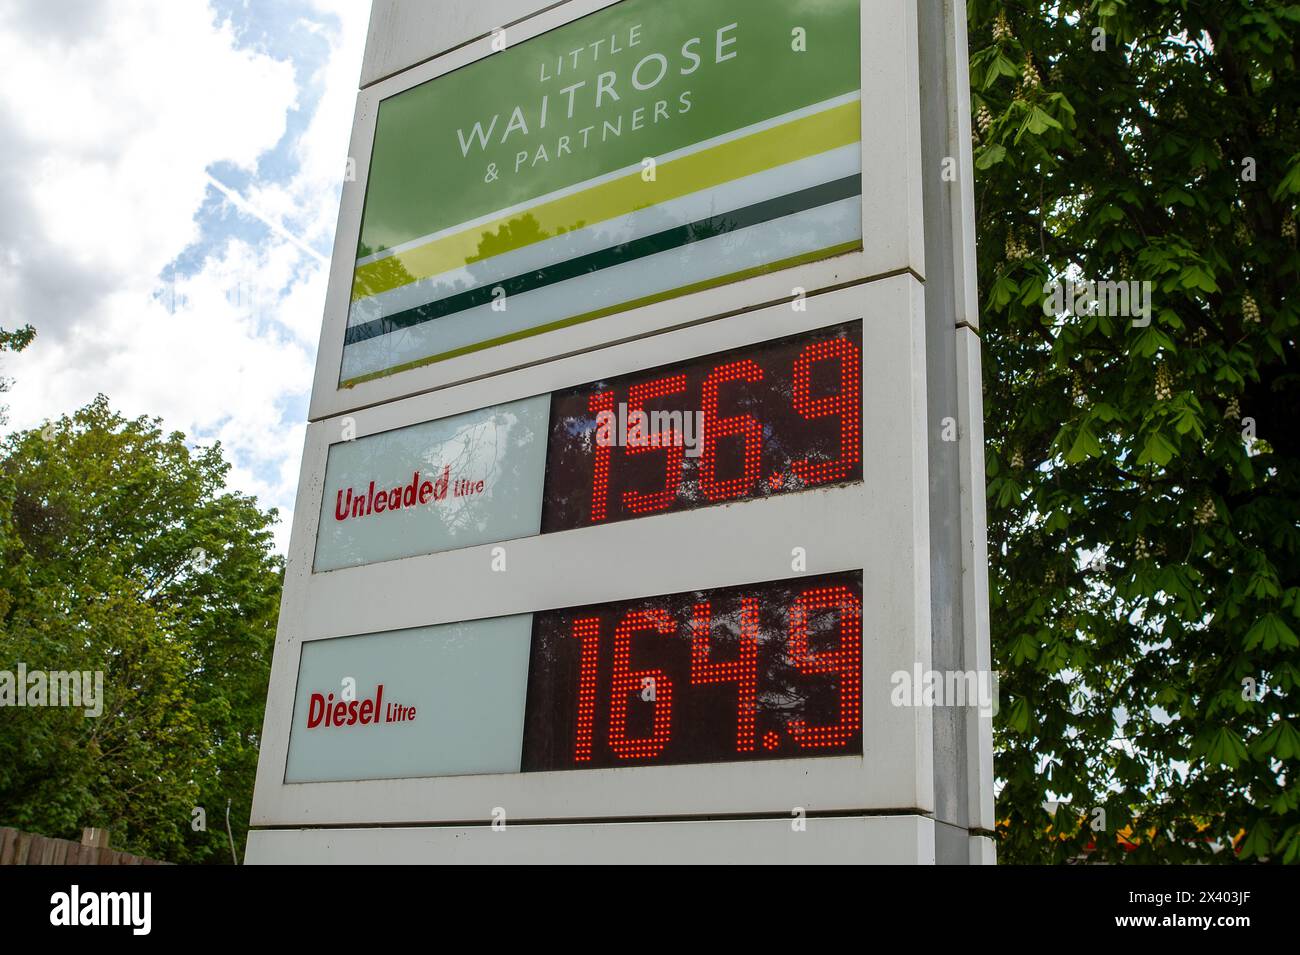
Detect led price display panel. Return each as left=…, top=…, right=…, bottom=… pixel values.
left=542, top=321, right=862, bottom=531
left=521, top=571, right=863, bottom=771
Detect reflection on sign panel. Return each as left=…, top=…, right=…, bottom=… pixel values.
left=314, top=395, right=551, bottom=572
left=341, top=0, right=862, bottom=385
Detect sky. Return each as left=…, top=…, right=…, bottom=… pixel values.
left=0, top=0, right=373, bottom=551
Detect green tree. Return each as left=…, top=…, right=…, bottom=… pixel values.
left=0, top=396, right=282, bottom=863
left=971, top=1, right=1299, bottom=861
left=0, top=325, right=35, bottom=427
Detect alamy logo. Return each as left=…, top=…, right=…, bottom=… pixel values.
left=0, top=665, right=103, bottom=717
left=1043, top=279, right=1152, bottom=327
left=49, top=885, right=151, bottom=935
left=595, top=403, right=705, bottom=458
left=890, top=665, right=999, bottom=717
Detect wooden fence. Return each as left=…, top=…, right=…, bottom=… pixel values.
left=0, top=827, right=168, bottom=865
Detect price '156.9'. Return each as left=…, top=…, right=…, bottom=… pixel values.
left=541, top=322, right=864, bottom=531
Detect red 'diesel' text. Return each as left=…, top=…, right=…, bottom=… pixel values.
left=305, top=684, right=418, bottom=729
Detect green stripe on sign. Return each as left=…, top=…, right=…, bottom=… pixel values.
left=356, top=0, right=861, bottom=258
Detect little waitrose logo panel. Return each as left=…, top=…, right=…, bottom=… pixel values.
left=314, top=395, right=549, bottom=572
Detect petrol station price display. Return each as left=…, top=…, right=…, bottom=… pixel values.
left=314, top=321, right=864, bottom=571
left=542, top=320, right=863, bottom=530
left=283, top=571, right=864, bottom=782
left=521, top=571, right=863, bottom=771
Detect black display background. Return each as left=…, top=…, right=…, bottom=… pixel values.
left=521, top=571, right=863, bottom=772
left=541, top=321, right=864, bottom=532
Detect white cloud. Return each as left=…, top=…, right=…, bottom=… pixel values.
left=0, top=0, right=298, bottom=325
left=0, top=0, right=372, bottom=551
left=244, top=0, right=370, bottom=253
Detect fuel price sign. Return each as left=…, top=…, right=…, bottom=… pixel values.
left=284, top=570, right=863, bottom=782
left=314, top=322, right=864, bottom=571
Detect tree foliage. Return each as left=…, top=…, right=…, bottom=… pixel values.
left=971, top=0, right=1300, bottom=861
left=0, top=396, right=282, bottom=863
left=0, top=325, right=35, bottom=427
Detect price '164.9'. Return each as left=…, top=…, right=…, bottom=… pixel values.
left=521, top=572, right=864, bottom=772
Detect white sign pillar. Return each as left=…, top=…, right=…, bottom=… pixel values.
left=246, top=0, right=993, bottom=865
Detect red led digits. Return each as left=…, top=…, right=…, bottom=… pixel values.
left=544, top=324, right=865, bottom=535
left=608, top=609, right=675, bottom=760
left=587, top=390, right=616, bottom=522
left=522, top=572, right=866, bottom=772
left=569, top=617, right=601, bottom=762
left=622, top=375, right=687, bottom=515
left=791, top=338, right=862, bottom=486
left=699, top=359, right=765, bottom=501
left=786, top=585, right=863, bottom=749
left=690, top=598, right=760, bottom=752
